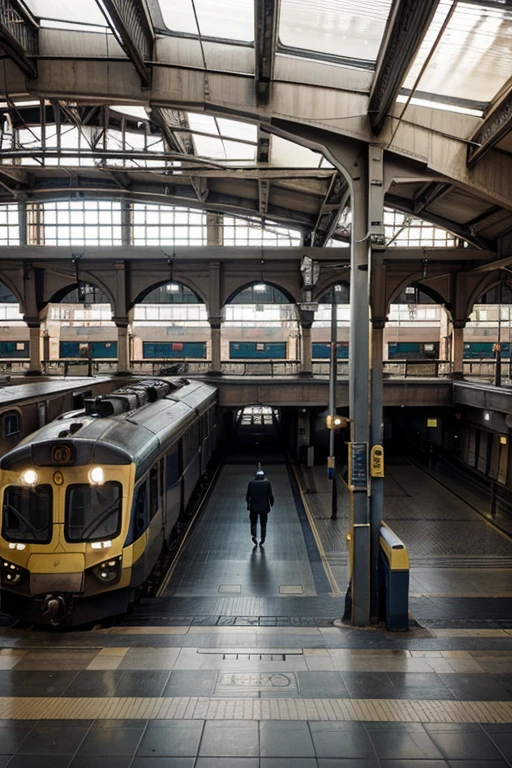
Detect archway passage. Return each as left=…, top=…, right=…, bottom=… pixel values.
left=223, top=282, right=299, bottom=373
left=464, top=282, right=512, bottom=384
left=46, top=283, right=116, bottom=368
left=132, top=282, right=209, bottom=373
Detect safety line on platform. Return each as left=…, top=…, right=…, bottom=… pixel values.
left=0, top=696, right=510, bottom=723
left=292, top=465, right=342, bottom=596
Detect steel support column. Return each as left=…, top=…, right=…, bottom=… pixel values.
left=369, top=147, right=386, bottom=623
left=116, top=323, right=130, bottom=374
left=301, top=324, right=313, bottom=375
left=27, top=325, right=41, bottom=375
left=452, top=323, right=465, bottom=378
left=349, top=152, right=371, bottom=627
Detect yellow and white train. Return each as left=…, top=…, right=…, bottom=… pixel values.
left=0, top=377, right=218, bottom=625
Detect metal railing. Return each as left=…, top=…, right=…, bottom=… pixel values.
left=42, top=360, right=118, bottom=376
left=383, top=359, right=453, bottom=378
left=220, top=360, right=301, bottom=376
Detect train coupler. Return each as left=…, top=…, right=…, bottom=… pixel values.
left=42, top=593, right=72, bottom=625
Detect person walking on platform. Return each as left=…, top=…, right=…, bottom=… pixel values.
left=246, top=468, right=274, bottom=548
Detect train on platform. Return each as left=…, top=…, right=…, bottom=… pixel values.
left=0, top=377, right=218, bottom=625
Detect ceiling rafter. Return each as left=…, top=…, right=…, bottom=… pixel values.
left=95, top=0, right=154, bottom=87
left=312, top=173, right=350, bottom=247
left=369, top=0, right=441, bottom=134
left=467, top=77, right=512, bottom=166
left=254, top=0, right=280, bottom=106
left=257, top=126, right=271, bottom=215
left=0, top=0, right=38, bottom=79
left=412, top=182, right=452, bottom=214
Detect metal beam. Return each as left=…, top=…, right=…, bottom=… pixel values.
left=412, top=182, right=452, bottom=214
left=467, top=77, right=512, bottom=166
left=369, top=0, right=441, bottom=134
left=95, top=0, right=153, bottom=87
left=312, top=174, right=350, bottom=247
left=0, top=0, right=38, bottom=79
left=386, top=192, right=494, bottom=251
left=254, top=0, right=279, bottom=105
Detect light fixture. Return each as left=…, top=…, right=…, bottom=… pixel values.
left=90, top=540, right=112, bottom=550
left=21, top=469, right=37, bottom=485
left=484, top=412, right=490, bottom=421
left=89, top=466, right=105, bottom=485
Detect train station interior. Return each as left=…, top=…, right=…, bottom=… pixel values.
left=0, top=0, right=511, bottom=765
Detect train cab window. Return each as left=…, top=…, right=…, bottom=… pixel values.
left=3, top=484, right=52, bottom=543
left=149, top=467, right=159, bottom=519
left=3, top=411, right=20, bottom=438
left=65, top=482, right=122, bottom=542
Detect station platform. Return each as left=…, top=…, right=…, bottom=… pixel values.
left=0, top=457, right=512, bottom=766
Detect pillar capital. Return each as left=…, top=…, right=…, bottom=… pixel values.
left=453, top=319, right=468, bottom=329
left=208, top=316, right=222, bottom=330
left=371, top=316, right=387, bottom=330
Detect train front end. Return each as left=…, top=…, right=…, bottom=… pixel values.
left=0, top=438, right=135, bottom=625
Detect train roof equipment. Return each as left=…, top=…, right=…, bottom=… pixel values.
left=0, top=378, right=217, bottom=479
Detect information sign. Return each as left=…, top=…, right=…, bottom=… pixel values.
left=348, top=442, right=368, bottom=491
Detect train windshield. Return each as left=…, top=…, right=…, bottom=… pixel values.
left=65, top=482, right=122, bottom=542
left=2, top=485, right=53, bottom=543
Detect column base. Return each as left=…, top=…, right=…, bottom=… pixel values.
left=24, top=369, right=43, bottom=377
left=447, top=371, right=464, bottom=380
left=114, top=370, right=133, bottom=377
left=298, top=370, right=313, bottom=378
left=207, top=369, right=223, bottom=377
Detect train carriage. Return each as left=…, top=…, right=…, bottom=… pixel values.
left=0, top=377, right=217, bottom=625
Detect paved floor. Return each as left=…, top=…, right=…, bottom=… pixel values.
left=1, top=456, right=512, bottom=765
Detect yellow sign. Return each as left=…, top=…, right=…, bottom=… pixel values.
left=427, top=418, right=438, bottom=428
left=370, top=445, right=385, bottom=477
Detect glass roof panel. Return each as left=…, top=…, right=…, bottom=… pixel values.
left=216, top=118, right=257, bottom=143
left=279, top=0, right=393, bottom=62
left=24, top=0, right=108, bottom=26
left=110, top=106, right=149, bottom=121
left=270, top=136, right=323, bottom=168
left=159, top=0, right=254, bottom=42
left=403, top=1, right=512, bottom=105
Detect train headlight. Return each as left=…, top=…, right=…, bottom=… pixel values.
left=21, top=469, right=38, bottom=485
left=92, top=555, right=121, bottom=584
left=1, top=559, right=22, bottom=585
left=8, top=543, right=25, bottom=551
left=90, top=540, right=112, bottom=550
left=89, top=467, right=105, bottom=486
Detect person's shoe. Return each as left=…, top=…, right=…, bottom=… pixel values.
left=252, top=536, right=257, bottom=546
left=259, top=540, right=265, bottom=548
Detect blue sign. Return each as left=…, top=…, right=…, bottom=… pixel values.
left=349, top=442, right=368, bottom=491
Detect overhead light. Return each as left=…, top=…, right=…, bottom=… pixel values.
left=484, top=412, right=490, bottom=421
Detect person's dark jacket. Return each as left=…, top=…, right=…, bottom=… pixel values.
left=246, top=477, right=274, bottom=513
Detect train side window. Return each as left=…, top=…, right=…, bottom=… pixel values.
left=133, top=481, right=148, bottom=535
left=149, top=466, right=159, bottom=518
left=166, top=448, right=180, bottom=488
left=3, top=411, right=20, bottom=438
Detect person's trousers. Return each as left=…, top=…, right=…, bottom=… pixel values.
left=249, top=510, right=268, bottom=541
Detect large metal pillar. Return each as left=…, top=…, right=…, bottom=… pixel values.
left=368, top=149, right=386, bottom=623
left=208, top=260, right=222, bottom=374
left=349, top=151, right=371, bottom=626
left=27, top=324, right=41, bottom=375
left=301, top=324, right=313, bottom=375
left=116, top=323, right=130, bottom=373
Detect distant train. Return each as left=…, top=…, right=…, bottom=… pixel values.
left=0, top=377, right=218, bottom=625
left=0, top=338, right=509, bottom=367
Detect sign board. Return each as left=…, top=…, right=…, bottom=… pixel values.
left=298, top=302, right=319, bottom=312
left=327, top=455, right=335, bottom=479
left=427, top=418, right=437, bottom=428
left=348, top=442, right=368, bottom=491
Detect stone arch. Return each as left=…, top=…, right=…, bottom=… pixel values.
left=47, top=274, right=116, bottom=311
left=314, top=279, right=350, bottom=303
left=224, top=280, right=296, bottom=307
left=133, top=278, right=208, bottom=309
left=387, top=276, right=449, bottom=313
left=465, top=274, right=512, bottom=319
left=0, top=274, right=24, bottom=313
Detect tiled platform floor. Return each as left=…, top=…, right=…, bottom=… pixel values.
left=0, top=626, right=511, bottom=766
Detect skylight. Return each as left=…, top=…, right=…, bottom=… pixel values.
left=279, top=0, right=393, bottom=63
left=158, top=0, right=254, bottom=42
